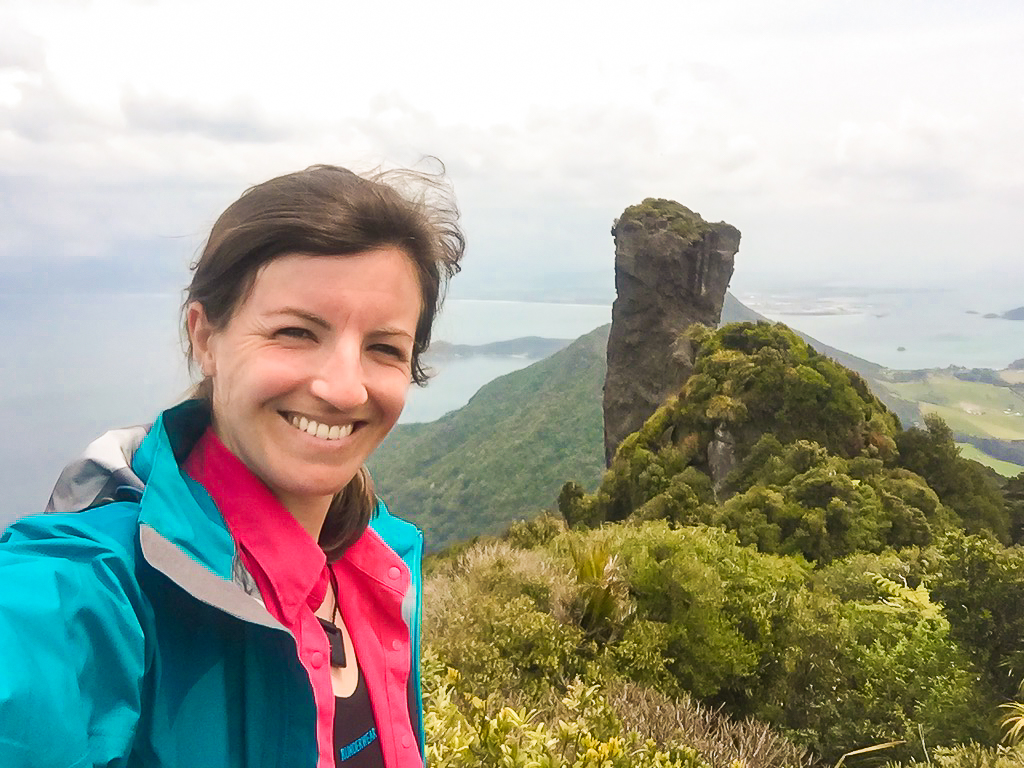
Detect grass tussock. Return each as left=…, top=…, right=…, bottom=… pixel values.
left=604, top=681, right=813, bottom=768
left=424, top=540, right=576, bottom=623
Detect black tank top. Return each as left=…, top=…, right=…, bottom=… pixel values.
left=333, top=665, right=384, bottom=767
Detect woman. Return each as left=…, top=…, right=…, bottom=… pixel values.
left=0, top=164, right=464, bottom=767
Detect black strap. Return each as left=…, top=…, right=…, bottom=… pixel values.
left=320, top=567, right=347, bottom=667
left=318, top=616, right=347, bottom=667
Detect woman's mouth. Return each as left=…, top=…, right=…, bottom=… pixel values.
left=285, top=413, right=355, bottom=441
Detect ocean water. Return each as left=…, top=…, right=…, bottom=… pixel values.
left=739, top=283, right=1024, bottom=370
left=2, top=285, right=1020, bottom=527
left=0, top=294, right=610, bottom=524
left=402, top=299, right=612, bottom=423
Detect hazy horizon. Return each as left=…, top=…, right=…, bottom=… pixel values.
left=3, top=1, right=1023, bottom=295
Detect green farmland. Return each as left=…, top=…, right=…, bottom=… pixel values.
left=878, top=374, right=1024, bottom=435
left=872, top=372, right=1024, bottom=475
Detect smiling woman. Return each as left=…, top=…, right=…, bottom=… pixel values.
left=186, top=249, right=423, bottom=545
left=0, top=164, right=464, bottom=768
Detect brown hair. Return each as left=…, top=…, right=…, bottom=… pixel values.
left=184, top=163, right=464, bottom=558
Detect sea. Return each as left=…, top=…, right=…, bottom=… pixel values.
left=737, top=282, right=1024, bottom=371
left=1, top=285, right=1021, bottom=526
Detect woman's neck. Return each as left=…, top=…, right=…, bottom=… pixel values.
left=278, top=492, right=332, bottom=543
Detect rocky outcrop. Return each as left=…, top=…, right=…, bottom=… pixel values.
left=707, top=424, right=737, bottom=493
left=603, top=199, right=740, bottom=465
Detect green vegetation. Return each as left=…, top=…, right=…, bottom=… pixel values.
left=424, top=673, right=718, bottom=767
left=896, top=414, right=1011, bottom=541
left=422, top=519, right=1016, bottom=765
left=371, top=296, right=1024, bottom=556
left=414, top=320, right=1024, bottom=766
left=561, top=323, right=985, bottom=561
left=888, top=744, right=1024, bottom=767
left=614, top=198, right=715, bottom=244
left=369, top=325, right=608, bottom=551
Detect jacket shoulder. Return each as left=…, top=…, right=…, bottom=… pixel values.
left=370, top=499, right=421, bottom=548
left=2, top=501, right=143, bottom=564
left=0, top=503, right=150, bottom=766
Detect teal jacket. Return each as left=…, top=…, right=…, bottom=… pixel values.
left=0, top=400, right=425, bottom=767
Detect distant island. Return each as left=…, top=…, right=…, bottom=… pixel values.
left=984, top=305, right=1024, bottom=321
left=425, top=336, right=573, bottom=361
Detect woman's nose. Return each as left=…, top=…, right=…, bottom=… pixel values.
left=309, top=345, right=369, bottom=409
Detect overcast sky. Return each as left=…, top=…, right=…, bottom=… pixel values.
left=2, top=0, right=1023, bottom=295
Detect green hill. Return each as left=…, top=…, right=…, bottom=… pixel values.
left=725, top=294, right=1024, bottom=475
left=373, top=293, right=896, bottom=553
left=369, top=324, right=609, bottom=551
left=562, top=321, right=1015, bottom=552
left=721, top=293, right=886, bottom=381
left=420, top=321, right=1024, bottom=767
left=373, top=295, right=1024, bottom=553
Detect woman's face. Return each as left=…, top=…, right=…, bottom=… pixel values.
left=187, top=247, right=421, bottom=517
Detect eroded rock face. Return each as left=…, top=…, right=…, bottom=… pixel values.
left=603, top=199, right=740, bottom=465
left=707, top=424, right=737, bottom=493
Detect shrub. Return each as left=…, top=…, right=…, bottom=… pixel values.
left=425, top=541, right=585, bottom=698
left=604, top=681, right=812, bottom=768
left=424, top=674, right=715, bottom=768
left=824, top=598, right=989, bottom=761
left=896, top=414, right=1010, bottom=542
left=774, top=571, right=991, bottom=764
left=428, top=593, right=586, bottom=699
left=714, top=441, right=946, bottom=563
left=503, top=513, right=567, bottom=550
left=588, top=522, right=810, bottom=705
left=881, top=742, right=1024, bottom=768
left=927, top=532, right=1024, bottom=701
left=568, top=539, right=634, bottom=645
left=423, top=521, right=999, bottom=764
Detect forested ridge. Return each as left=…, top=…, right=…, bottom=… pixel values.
left=373, top=296, right=1024, bottom=554
left=370, top=324, right=609, bottom=550
left=418, top=322, right=1024, bottom=767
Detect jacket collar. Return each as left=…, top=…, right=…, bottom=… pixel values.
left=183, top=427, right=329, bottom=624
left=132, top=400, right=237, bottom=581
left=44, top=398, right=422, bottom=633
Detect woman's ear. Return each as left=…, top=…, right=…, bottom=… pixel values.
left=186, top=302, right=217, bottom=377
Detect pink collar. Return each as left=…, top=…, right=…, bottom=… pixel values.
left=183, top=427, right=329, bottom=621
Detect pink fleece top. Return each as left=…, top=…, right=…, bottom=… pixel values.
left=184, top=428, right=422, bottom=768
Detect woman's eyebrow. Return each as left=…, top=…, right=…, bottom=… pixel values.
left=271, top=307, right=331, bottom=329
left=374, top=326, right=415, bottom=340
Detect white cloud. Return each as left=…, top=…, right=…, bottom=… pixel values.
left=1, top=0, right=1023, bottom=286
left=120, top=89, right=290, bottom=142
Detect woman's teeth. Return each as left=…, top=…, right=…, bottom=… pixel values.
left=288, top=414, right=354, bottom=441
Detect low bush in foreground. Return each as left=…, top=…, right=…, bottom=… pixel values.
left=422, top=656, right=811, bottom=768
left=423, top=523, right=998, bottom=765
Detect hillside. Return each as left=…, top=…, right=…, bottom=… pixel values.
left=421, top=321, right=1024, bottom=767
left=726, top=294, right=1024, bottom=474
left=369, top=324, right=608, bottom=550
left=373, top=295, right=1024, bottom=552
left=721, top=293, right=885, bottom=381
left=563, top=321, right=1015, bottom=548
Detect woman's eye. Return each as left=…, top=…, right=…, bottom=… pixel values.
left=372, top=343, right=409, bottom=361
left=276, top=327, right=315, bottom=341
